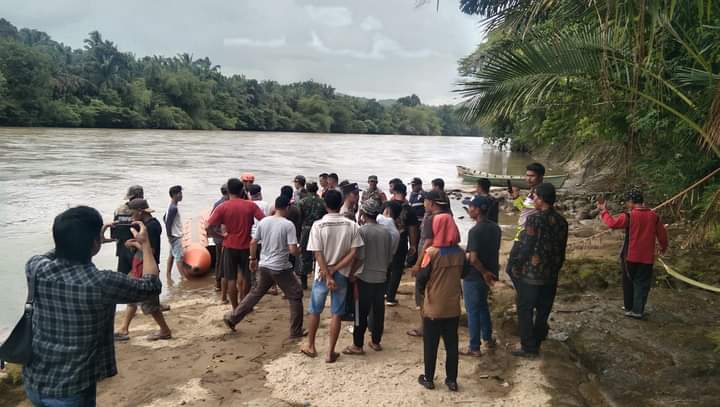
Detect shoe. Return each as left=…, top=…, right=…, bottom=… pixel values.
left=418, top=375, right=435, bottom=390
left=386, top=300, right=398, bottom=307
left=445, top=380, right=459, bottom=392
left=624, top=311, right=644, bottom=319
left=511, top=349, right=539, bottom=359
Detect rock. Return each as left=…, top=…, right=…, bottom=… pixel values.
left=575, top=210, right=592, bottom=221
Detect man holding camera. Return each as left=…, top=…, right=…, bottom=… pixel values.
left=114, top=199, right=172, bottom=341
left=23, top=206, right=161, bottom=406
left=114, top=185, right=144, bottom=274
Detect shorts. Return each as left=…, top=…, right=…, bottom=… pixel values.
left=139, top=295, right=161, bottom=315
left=308, top=271, right=348, bottom=316
left=169, top=238, right=184, bottom=260
left=224, top=248, right=250, bottom=283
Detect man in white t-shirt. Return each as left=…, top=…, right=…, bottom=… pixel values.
left=223, top=196, right=304, bottom=338
left=300, top=190, right=364, bottom=363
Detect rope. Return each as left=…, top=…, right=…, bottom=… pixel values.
left=567, top=165, right=720, bottom=249
left=658, top=258, right=720, bottom=293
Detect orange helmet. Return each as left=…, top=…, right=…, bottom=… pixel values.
left=241, top=172, right=255, bottom=182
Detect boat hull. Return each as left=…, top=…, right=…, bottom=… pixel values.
left=457, top=165, right=567, bottom=189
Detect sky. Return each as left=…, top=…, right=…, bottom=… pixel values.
left=0, top=0, right=484, bottom=105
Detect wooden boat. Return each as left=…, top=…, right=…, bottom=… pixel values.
left=456, top=165, right=567, bottom=189
left=180, top=209, right=212, bottom=278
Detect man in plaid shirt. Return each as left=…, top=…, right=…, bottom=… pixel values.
left=23, top=206, right=162, bottom=406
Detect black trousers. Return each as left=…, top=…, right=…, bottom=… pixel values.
left=623, top=262, right=653, bottom=314
left=385, top=259, right=404, bottom=302
left=353, top=280, right=385, bottom=347
left=516, top=281, right=557, bottom=353
left=422, top=317, right=459, bottom=383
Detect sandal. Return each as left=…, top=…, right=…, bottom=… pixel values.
left=147, top=332, right=172, bottom=341
left=342, top=346, right=365, bottom=355
left=113, top=332, right=130, bottom=341
left=406, top=329, right=423, bottom=337
left=325, top=352, right=341, bottom=363
left=369, top=343, right=383, bottom=352
left=300, top=346, right=317, bottom=358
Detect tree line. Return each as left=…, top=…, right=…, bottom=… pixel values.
left=0, top=18, right=483, bottom=137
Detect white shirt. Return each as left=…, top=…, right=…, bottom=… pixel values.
left=307, top=213, right=364, bottom=279
left=251, top=200, right=271, bottom=239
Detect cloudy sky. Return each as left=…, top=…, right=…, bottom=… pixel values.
left=1, top=0, right=484, bottom=105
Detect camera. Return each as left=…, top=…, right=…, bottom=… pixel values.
left=111, top=221, right=135, bottom=242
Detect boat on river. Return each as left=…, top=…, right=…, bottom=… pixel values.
left=456, top=165, right=568, bottom=189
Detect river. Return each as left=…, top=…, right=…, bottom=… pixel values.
left=0, top=127, right=530, bottom=334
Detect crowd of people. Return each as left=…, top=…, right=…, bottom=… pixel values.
left=14, top=161, right=670, bottom=405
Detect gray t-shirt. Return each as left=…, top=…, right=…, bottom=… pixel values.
left=356, top=223, right=394, bottom=284
left=255, top=215, right=298, bottom=271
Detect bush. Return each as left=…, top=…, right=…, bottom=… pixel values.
left=148, top=106, right=193, bottom=129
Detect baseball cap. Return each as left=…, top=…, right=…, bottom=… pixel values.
left=425, top=190, right=449, bottom=206
left=410, top=177, right=422, bottom=185
left=127, top=198, right=154, bottom=213
left=469, top=195, right=492, bottom=211
left=361, top=199, right=382, bottom=216
left=247, top=184, right=262, bottom=196
left=125, top=185, right=144, bottom=200
left=294, top=175, right=306, bottom=183
left=341, top=182, right=360, bottom=195
left=241, top=172, right=255, bottom=182
left=367, top=175, right=379, bottom=182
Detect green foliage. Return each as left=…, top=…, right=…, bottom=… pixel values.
left=0, top=19, right=486, bottom=137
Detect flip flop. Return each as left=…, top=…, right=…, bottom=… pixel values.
left=342, top=346, right=365, bottom=355
left=300, top=347, right=318, bottom=358
left=223, top=316, right=236, bottom=332
left=146, top=332, right=172, bottom=341
left=113, top=332, right=130, bottom=341
left=325, top=352, right=340, bottom=363
left=406, top=329, right=423, bottom=337
left=369, top=343, right=383, bottom=352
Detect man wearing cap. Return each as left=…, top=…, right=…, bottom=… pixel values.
left=165, top=185, right=187, bottom=279
left=598, top=189, right=668, bottom=319
left=114, top=185, right=144, bottom=274
left=115, top=198, right=173, bottom=341
left=462, top=196, right=501, bottom=357
left=409, top=178, right=426, bottom=223
left=298, top=182, right=326, bottom=290
left=340, top=182, right=360, bottom=222
left=343, top=199, right=395, bottom=355
left=462, top=178, right=499, bottom=223
left=241, top=173, right=255, bottom=199
left=223, top=196, right=305, bottom=338
left=361, top=175, right=387, bottom=205
left=508, top=183, right=568, bottom=358
left=293, top=175, right=307, bottom=203
left=211, top=184, right=229, bottom=300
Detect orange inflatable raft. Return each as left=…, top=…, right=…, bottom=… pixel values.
left=180, top=209, right=213, bottom=278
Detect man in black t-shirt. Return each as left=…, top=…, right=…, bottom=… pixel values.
left=384, top=182, right=419, bottom=306
left=114, top=198, right=172, bottom=341
left=462, top=178, right=499, bottom=223
left=462, top=196, right=501, bottom=356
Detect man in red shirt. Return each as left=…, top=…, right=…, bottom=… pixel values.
left=598, top=189, right=668, bottom=319
left=208, top=177, right=265, bottom=308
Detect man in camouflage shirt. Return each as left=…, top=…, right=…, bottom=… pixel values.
left=298, top=182, right=326, bottom=289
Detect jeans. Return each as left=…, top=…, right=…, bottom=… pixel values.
left=353, top=280, right=385, bottom=347
left=423, top=317, right=459, bottom=383
left=463, top=278, right=492, bottom=351
left=25, top=383, right=96, bottom=407
left=622, top=262, right=653, bottom=315
left=516, top=281, right=557, bottom=353
left=308, top=272, right=348, bottom=315
left=229, top=267, right=304, bottom=337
